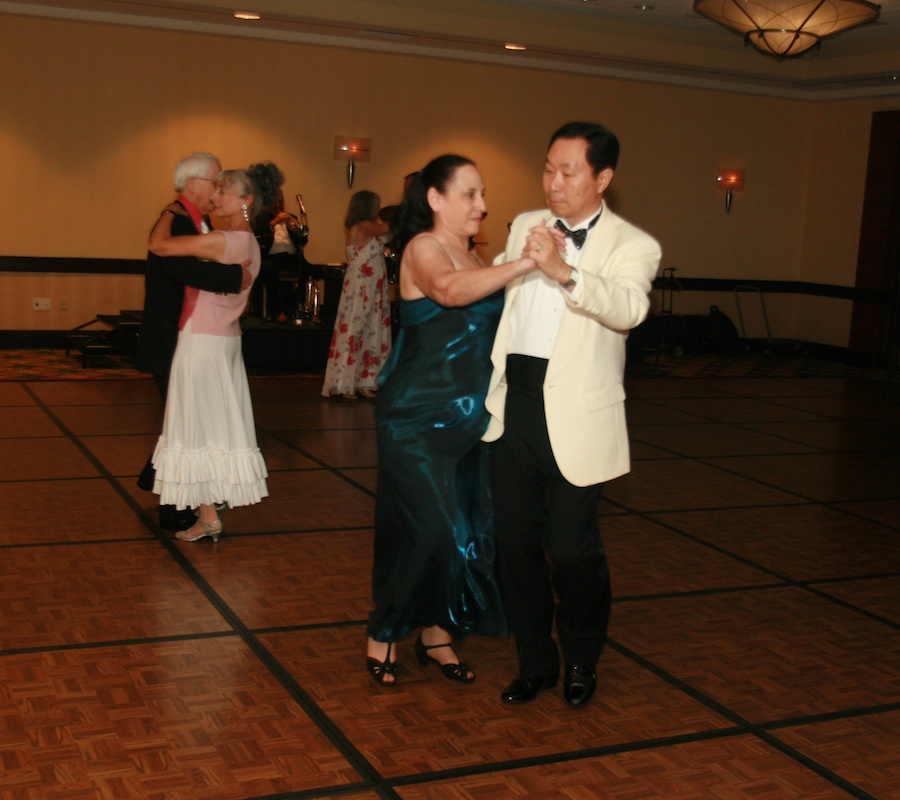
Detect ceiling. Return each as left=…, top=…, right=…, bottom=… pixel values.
left=3, top=0, right=899, bottom=99
left=510, top=0, right=899, bottom=35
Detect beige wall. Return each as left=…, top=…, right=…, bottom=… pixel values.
left=2, top=14, right=898, bottom=345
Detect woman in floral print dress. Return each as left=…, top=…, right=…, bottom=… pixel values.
left=322, top=190, right=392, bottom=400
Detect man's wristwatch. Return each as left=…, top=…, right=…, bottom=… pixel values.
left=562, top=267, right=579, bottom=290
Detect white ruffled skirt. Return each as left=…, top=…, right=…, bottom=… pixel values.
left=152, top=321, right=268, bottom=510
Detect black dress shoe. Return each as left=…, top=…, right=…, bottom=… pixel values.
left=500, top=674, right=558, bottom=704
left=563, top=664, right=597, bottom=707
left=137, top=459, right=155, bottom=491
left=158, top=505, right=198, bottom=531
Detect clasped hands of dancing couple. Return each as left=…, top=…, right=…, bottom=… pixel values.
left=522, top=219, right=570, bottom=279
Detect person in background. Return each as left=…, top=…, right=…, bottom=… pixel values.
left=364, top=155, right=536, bottom=686
left=135, top=152, right=251, bottom=532
left=147, top=162, right=283, bottom=542
left=253, top=190, right=309, bottom=322
left=485, top=121, right=661, bottom=708
left=321, top=190, right=392, bottom=401
left=380, top=173, right=419, bottom=327
left=377, top=171, right=418, bottom=226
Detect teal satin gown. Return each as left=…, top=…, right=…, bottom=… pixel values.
left=367, top=292, right=508, bottom=642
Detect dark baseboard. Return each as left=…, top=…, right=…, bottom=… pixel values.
left=0, top=328, right=884, bottom=373
left=0, top=325, right=332, bottom=372
left=0, top=331, right=68, bottom=348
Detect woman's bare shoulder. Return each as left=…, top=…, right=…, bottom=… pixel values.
left=408, top=232, right=440, bottom=249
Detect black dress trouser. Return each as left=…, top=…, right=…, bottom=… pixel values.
left=138, top=371, right=170, bottom=489
left=491, top=354, right=611, bottom=678
left=138, top=370, right=186, bottom=529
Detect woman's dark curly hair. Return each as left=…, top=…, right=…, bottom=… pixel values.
left=220, top=161, right=284, bottom=222
left=390, top=154, right=474, bottom=263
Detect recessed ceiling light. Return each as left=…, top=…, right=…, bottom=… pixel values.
left=234, top=11, right=261, bottom=20
left=634, top=4, right=655, bottom=10
left=505, top=42, right=527, bottom=51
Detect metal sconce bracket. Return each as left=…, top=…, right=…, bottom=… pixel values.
left=716, top=168, right=745, bottom=214
left=333, top=136, right=372, bottom=189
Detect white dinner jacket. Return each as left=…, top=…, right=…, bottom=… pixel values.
left=483, top=202, right=661, bottom=487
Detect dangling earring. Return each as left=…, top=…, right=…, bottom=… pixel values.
left=242, top=204, right=249, bottom=222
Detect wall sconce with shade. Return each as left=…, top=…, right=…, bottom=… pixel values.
left=333, top=136, right=371, bottom=189
left=693, top=0, right=880, bottom=58
left=716, top=169, right=745, bottom=214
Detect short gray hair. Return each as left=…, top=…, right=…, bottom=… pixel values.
left=173, top=152, right=220, bottom=192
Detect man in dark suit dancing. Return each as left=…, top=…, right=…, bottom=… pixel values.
left=135, top=152, right=250, bottom=530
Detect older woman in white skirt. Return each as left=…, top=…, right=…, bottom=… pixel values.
left=147, top=162, right=283, bottom=542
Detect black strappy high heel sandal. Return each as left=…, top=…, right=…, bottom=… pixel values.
left=414, top=635, right=475, bottom=683
left=366, top=641, right=398, bottom=686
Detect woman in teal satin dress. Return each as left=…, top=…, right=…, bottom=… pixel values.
left=366, top=155, right=537, bottom=685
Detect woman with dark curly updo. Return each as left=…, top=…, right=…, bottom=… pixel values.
left=146, top=161, right=283, bottom=543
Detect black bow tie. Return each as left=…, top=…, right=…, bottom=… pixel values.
left=554, top=212, right=601, bottom=250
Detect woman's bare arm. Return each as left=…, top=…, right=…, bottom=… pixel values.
left=148, top=206, right=226, bottom=262
left=402, top=235, right=536, bottom=307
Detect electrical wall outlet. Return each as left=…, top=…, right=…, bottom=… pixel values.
left=60, top=297, right=69, bottom=310
left=33, top=298, right=51, bottom=311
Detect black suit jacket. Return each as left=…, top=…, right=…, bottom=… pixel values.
left=134, top=207, right=242, bottom=376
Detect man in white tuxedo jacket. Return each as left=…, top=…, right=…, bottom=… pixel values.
left=484, top=122, right=661, bottom=707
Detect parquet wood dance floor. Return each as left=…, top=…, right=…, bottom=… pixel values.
left=0, top=370, right=898, bottom=799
